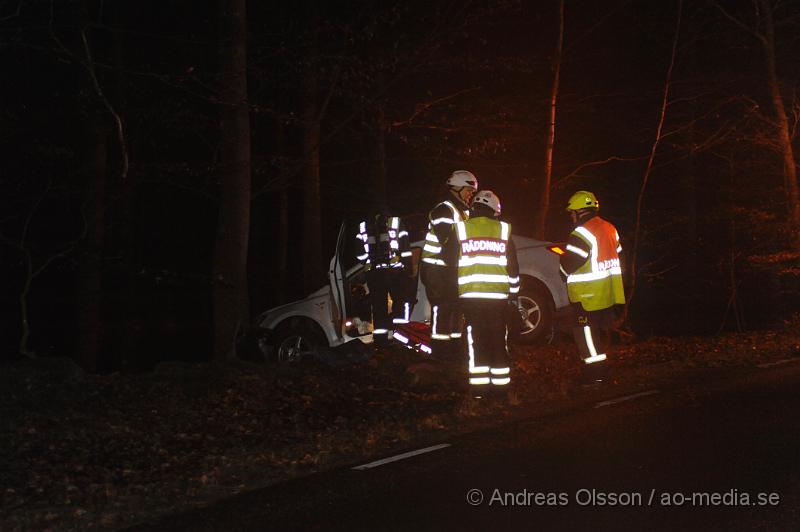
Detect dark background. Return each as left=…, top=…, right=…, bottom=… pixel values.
left=2, top=0, right=799, bottom=371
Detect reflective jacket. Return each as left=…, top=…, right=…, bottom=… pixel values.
left=421, top=198, right=469, bottom=267
left=560, top=215, right=625, bottom=311
left=356, top=215, right=412, bottom=270
left=453, top=216, right=520, bottom=300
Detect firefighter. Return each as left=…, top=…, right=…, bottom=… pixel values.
left=356, top=210, right=414, bottom=347
left=560, top=190, right=625, bottom=386
left=447, top=190, right=520, bottom=399
left=420, top=170, right=478, bottom=359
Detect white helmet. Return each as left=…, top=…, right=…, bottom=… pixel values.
left=471, top=190, right=501, bottom=216
left=447, top=170, right=478, bottom=190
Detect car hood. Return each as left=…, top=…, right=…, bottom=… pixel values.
left=256, top=283, right=329, bottom=318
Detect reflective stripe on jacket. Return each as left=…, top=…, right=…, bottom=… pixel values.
left=421, top=200, right=467, bottom=267
left=564, top=216, right=625, bottom=311
left=356, top=215, right=410, bottom=270
left=455, top=217, right=518, bottom=299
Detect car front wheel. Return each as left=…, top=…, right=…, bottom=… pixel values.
left=270, top=321, right=326, bottom=363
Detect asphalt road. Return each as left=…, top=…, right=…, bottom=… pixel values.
left=138, top=362, right=800, bottom=531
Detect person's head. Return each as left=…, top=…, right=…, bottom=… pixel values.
left=374, top=202, right=390, bottom=217
left=446, top=170, right=478, bottom=206
left=565, top=190, right=599, bottom=225
left=471, top=190, right=502, bottom=218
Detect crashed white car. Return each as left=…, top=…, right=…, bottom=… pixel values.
left=257, top=221, right=570, bottom=362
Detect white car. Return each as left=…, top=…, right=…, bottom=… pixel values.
left=257, top=221, right=570, bottom=362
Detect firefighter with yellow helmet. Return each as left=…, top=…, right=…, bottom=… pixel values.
left=560, top=190, right=625, bottom=386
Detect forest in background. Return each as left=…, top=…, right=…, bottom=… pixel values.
left=2, top=0, right=800, bottom=371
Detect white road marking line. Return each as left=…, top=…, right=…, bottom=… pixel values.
left=351, top=444, right=451, bottom=470
left=757, top=358, right=800, bottom=368
left=594, top=389, right=660, bottom=409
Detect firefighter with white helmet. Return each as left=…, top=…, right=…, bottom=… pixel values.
left=445, top=190, right=520, bottom=400
left=420, top=170, right=479, bottom=359
left=561, top=190, right=625, bottom=386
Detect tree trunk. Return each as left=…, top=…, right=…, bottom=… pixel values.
left=75, top=113, right=108, bottom=372
left=18, top=253, right=33, bottom=358
left=680, top=38, right=699, bottom=332
left=372, top=105, right=388, bottom=208
left=109, top=5, right=136, bottom=370
left=621, top=0, right=682, bottom=328
left=682, top=116, right=699, bottom=330
left=213, top=0, right=251, bottom=360
left=301, top=60, right=323, bottom=292
left=535, top=0, right=564, bottom=239
left=276, top=188, right=289, bottom=304
left=275, top=119, right=290, bottom=305
left=759, top=0, right=800, bottom=250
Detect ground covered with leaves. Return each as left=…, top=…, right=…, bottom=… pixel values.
left=3, top=321, right=800, bottom=531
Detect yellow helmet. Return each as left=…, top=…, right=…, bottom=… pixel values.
left=566, top=190, right=599, bottom=212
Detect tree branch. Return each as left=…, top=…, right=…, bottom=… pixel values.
left=253, top=3, right=475, bottom=200
left=79, top=29, right=128, bottom=180
left=710, top=0, right=767, bottom=44
left=0, top=0, right=21, bottom=22
left=391, top=87, right=482, bottom=127
left=48, top=2, right=129, bottom=180
left=20, top=178, right=51, bottom=249
left=623, top=0, right=683, bottom=327
left=554, top=155, right=648, bottom=188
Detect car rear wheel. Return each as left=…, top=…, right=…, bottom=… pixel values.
left=515, top=282, right=554, bottom=345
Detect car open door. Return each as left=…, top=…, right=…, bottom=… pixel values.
left=330, top=219, right=432, bottom=352
left=329, top=221, right=373, bottom=341
left=328, top=223, right=348, bottom=341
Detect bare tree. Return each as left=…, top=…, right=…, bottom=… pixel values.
left=371, top=103, right=389, bottom=208
left=300, top=59, right=324, bottom=292
left=75, top=111, right=108, bottom=372
left=712, top=0, right=800, bottom=250
left=1, top=1, right=130, bottom=370
left=534, top=0, right=564, bottom=239
left=213, top=0, right=251, bottom=359
left=621, top=0, right=683, bottom=327
left=0, top=181, right=88, bottom=358
left=298, top=8, right=338, bottom=292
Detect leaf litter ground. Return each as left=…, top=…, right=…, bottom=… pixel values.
left=2, top=319, right=800, bottom=531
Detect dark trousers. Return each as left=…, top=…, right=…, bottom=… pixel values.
left=421, top=264, right=462, bottom=357
left=462, top=300, right=510, bottom=392
left=366, top=268, right=412, bottom=345
left=570, top=304, right=615, bottom=381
